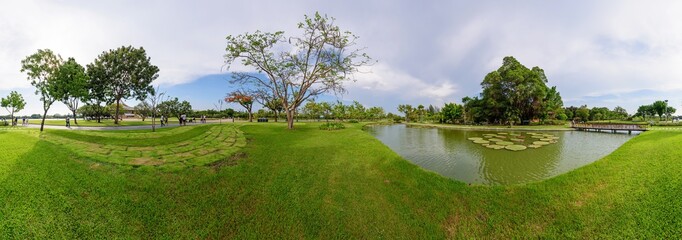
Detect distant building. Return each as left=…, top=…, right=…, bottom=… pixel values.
left=118, top=103, right=137, bottom=118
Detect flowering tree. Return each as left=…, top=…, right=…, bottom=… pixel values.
left=225, top=90, right=254, bottom=122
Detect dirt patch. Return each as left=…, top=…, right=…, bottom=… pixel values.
left=89, top=163, right=101, bottom=169
left=443, top=213, right=461, bottom=238
left=131, top=157, right=163, bottom=166
left=209, top=152, right=247, bottom=169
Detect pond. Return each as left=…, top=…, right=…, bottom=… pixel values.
left=366, top=124, right=635, bottom=185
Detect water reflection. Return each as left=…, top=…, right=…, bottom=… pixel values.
left=367, top=125, right=634, bottom=185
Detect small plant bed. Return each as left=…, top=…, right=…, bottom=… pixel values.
left=43, top=124, right=246, bottom=169
left=319, top=122, right=345, bottom=130
left=469, top=132, right=559, bottom=151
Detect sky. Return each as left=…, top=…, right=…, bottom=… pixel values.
left=2, top=0, right=682, bottom=116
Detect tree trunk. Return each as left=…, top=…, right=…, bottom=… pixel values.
left=286, top=110, right=294, bottom=129
left=248, top=111, right=253, bottom=122
left=274, top=110, right=278, bottom=122
left=40, top=109, right=48, bottom=132
left=72, top=109, right=78, bottom=124
left=114, top=99, right=121, bottom=124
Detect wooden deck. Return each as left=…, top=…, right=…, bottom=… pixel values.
left=571, top=123, right=648, bottom=134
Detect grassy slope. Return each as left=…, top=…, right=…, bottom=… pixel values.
left=0, top=124, right=680, bottom=238
left=37, top=118, right=181, bottom=127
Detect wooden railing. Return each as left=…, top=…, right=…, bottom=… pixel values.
left=571, top=123, right=648, bottom=131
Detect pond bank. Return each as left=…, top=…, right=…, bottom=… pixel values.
left=405, top=122, right=575, bottom=131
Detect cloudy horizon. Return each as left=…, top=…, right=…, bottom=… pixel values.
left=2, top=0, right=682, bottom=116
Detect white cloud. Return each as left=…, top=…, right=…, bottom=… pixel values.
left=3, top=0, right=682, bottom=115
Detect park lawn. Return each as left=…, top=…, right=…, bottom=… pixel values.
left=36, top=118, right=181, bottom=127
left=0, top=123, right=680, bottom=238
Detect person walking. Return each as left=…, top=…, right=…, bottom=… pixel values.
left=66, top=117, right=71, bottom=128
left=160, top=115, right=165, bottom=127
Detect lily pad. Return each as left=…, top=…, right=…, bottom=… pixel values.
left=497, top=141, right=514, bottom=145
left=533, top=141, right=550, bottom=145
left=473, top=140, right=490, bottom=144
left=486, top=144, right=506, bottom=149
left=531, top=135, right=545, bottom=139
left=488, top=138, right=502, bottom=142
left=505, top=145, right=527, bottom=151
left=468, top=137, right=484, bottom=141
left=510, top=138, right=524, bottom=142
left=497, top=132, right=509, bottom=135
left=527, top=144, right=542, bottom=148
left=540, top=138, right=554, bottom=141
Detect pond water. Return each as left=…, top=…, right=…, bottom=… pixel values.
left=366, top=124, right=635, bottom=185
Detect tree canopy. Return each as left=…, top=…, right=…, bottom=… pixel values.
left=20, top=49, right=65, bottom=131
left=56, top=57, right=89, bottom=124
left=474, top=56, right=563, bottom=125
left=1, top=91, right=26, bottom=120
left=224, top=12, right=372, bottom=129
left=87, top=46, right=159, bottom=124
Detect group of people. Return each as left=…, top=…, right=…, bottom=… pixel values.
left=163, top=115, right=208, bottom=126
left=2, top=117, right=29, bottom=127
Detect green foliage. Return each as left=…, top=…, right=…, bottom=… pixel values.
left=87, top=46, right=159, bottom=124
left=224, top=12, right=372, bottom=129
left=441, top=102, right=463, bottom=124
left=56, top=58, right=89, bottom=123
left=464, top=56, right=564, bottom=124
left=158, top=97, right=193, bottom=120
left=1, top=91, right=26, bottom=120
left=20, top=49, right=65, bottom=131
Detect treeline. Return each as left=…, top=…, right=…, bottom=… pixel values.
left=395, top=56, right=679, bottom=125
left=398, top=56, right=564, bottom=125
left=299, top=100, right=386, bottom=121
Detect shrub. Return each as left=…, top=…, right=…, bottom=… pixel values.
left=348, top=119, right=359, bottom=123
left=319, top=122, right=345, bottom=130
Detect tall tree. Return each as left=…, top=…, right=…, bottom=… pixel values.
left=473, top=56, right=562, bottom=125
left=652, top=100, right=668, bottom=120
left=1, top=91, right=26, bottom=121
left=224, top=12, right=372, bottom=129
left=20, top=49, right=64, bottom=131
left=56, top=58, right=89, bottom=124
left=87, top=46, right=159, bottom=124
left=225, top=90, right=254, bottom=122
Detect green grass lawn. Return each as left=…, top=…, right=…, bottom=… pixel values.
left=35, top=118, right=181, bottom=127
left=0, top=123, right=680, bottom=238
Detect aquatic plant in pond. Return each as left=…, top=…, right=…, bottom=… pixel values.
left=468, top=132, right=559, bottom=151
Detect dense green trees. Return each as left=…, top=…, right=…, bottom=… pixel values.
left=300, top=100, right=385, bottom=122
left=477, top=56, right=563, bottom=125
left=158, top=98, right=192, bottom=122
left=636, top=100, right=676, bottom=121
left=87, top=46, right=159, bottom=124
left=224, top=12, right=372, bottom=129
